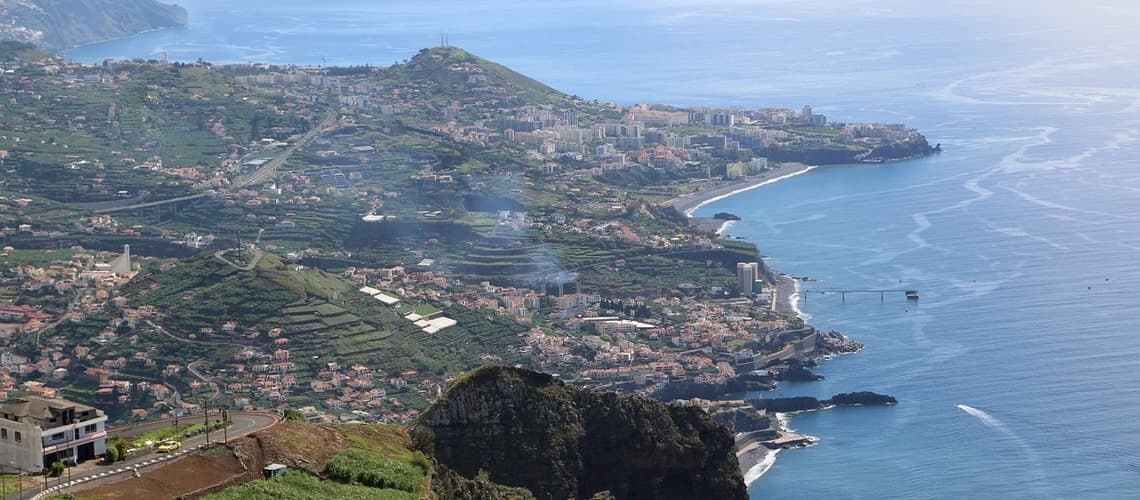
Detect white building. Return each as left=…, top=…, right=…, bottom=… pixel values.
left=109, top=244, right=132, bottom=276
left=0, top=397, right=108, bottom=472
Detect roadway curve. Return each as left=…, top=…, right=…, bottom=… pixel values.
left=145, top=319, right=251, bottom=402
left=90, top=108, right=337, bottom=214
left=5, top=412, right=279, bottom=500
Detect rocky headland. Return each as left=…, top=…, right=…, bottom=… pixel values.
left=411, top=366, right=750, bottom=500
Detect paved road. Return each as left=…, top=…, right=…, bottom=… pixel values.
left=235, top=108, right=337, bottom=189
left=89, top=108, right=336, bottom=214
left=5, top=413, right=277, bottom=500
left=187, top=360, right=221, bottom=400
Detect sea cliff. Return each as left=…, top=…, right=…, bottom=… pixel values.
left=412, top=366, right=749, bottom=500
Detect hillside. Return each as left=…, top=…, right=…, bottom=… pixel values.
left=114, top=251, right=533, bottom=411
left=383, top=46, right=571, bottom=107
left=72, top=421, right=531, bottom=500
left=0, top=0, right=188, bottom=52
left=411, top=366, right=749, bottom=500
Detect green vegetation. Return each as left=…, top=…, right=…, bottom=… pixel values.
left=130, top=419, right=227, bottom=445
left=125, top=253, right=306, bottom=331
left=413, top=366, right=749, bottom=500
left=205, top=470, right=416, bottom=500
left=385, top=47, right=568, bottom=107
left=0, top=0, right=187, bottom=52
left=205, top=423, right=433, bottom=500
left=326, top=448, right=427, bottom=493
left=0, top=473, right=31, bottom=497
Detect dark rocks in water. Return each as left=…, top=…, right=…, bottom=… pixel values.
left=827, top=392, right=898, bottom=406
left=749, top=392, right=898, bottom=413
left=770, top=359, right=824, bottom=382
left=713, top=212, right=741, bottom=221
left=412, top=366, right=748, bottom=500
left=749, top=397, right=821, bottom=413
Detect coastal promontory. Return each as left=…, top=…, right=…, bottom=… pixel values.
left=411, top=366, right=749, bottom=500
left=0, top=0, right=188, bottom=52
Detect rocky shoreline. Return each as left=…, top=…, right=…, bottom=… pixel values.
left=664, top=167, right=895, bottom=486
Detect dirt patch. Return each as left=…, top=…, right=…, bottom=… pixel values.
left=233, top=421, right=415, bottom=475
left=78, top=447, right=246, bottom=499
left=71, top=423, right=417, bottom=499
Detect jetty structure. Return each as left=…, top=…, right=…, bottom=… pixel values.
left=801, top=288, right=919, bottom=303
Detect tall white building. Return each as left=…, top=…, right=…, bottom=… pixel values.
left=736, top=262, right=759, bottom=296
left=109, top=244, right=132, bottom=276
left=0, top=397, right=108, bottom=472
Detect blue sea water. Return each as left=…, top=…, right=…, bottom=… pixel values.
left=66, top=1, right=1140, bottom=498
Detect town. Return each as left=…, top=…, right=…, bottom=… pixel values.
left=1, top=44, right=919, bottom=429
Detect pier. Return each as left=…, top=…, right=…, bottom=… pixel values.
left=801, top=289, right=918, bottom=303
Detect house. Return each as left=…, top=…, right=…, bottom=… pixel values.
left=0, top=396, right=108, bottom=472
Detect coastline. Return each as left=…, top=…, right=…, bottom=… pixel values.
left=736, top=412, right=816, bottom=486
left=662, top=162, right=818, bottom=218
left=667, top=164, right=831, bottom=487
left=63, top=25, right=185, bottom=56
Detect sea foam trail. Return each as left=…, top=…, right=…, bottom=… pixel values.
left=956, top=403, right=1003, bottom=428
left=956, top=403, right=1052, bottom=496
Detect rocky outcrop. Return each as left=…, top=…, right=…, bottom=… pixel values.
left=829, top=392, right=898, bottom=406
left=412, top=366, right=749, bottom=500
left=710, top=406, right=773, bottom=433
left=768, top=359, right=824, bottom=382
left=750, top=392, right=898, bottom=413
left=432, top=463, right=536, bottom=500
left=651, top=375, right=775, bottom=401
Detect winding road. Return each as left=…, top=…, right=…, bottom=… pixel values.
left=90, top=108, right=337, bottom=214
left=5, top=412, right=279, bottom=500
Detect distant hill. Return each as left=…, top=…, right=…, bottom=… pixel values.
left=384, top=46, right=570, bottom=106
left=0, top=0, right=188, bottom=52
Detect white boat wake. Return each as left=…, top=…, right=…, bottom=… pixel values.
left=955, top=403, right=1003, bottom=428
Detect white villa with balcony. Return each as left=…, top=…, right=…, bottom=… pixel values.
left=0, top=396, right=108, bottom=472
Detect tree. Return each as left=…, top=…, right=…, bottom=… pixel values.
left=105, top=445, right=121, bottom=463
left=282, top=408, right=304, bottom=422
left=48, top=461, right=65, bottom=477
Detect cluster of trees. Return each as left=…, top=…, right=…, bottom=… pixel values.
left=598, top=298, right=651, bottom=319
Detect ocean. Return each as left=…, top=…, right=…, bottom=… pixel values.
left=67, top=1, right=1140, bottom=498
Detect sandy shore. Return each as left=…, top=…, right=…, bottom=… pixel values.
left=736, top=413, right=815, bottom=486
left=662, top=163, right=818, bottom=217
left=662, top=162, right=823, bottom=486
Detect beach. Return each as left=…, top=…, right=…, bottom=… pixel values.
left=662, top=163, right=818, bottom=218
left=669, top=164, right=824, bottom=486
left=736, top=413, right=815, bottom=486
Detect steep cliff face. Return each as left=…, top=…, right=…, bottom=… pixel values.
left=412, top=366, right=749, bottom=500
